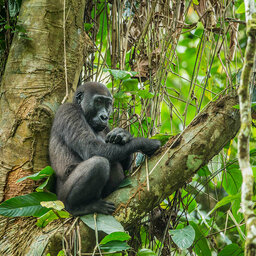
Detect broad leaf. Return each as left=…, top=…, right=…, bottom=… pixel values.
left=236, top=2, right=245, bottom=14
left=36, top=209, right=70, bottom=228
left=100, top=232, right=130, bottom=244
left=100, top=240, right=130, bottom=252
left=40, top=200, right=65, bottom=211
left=0, top=192, right=57, bottom=217
left=123, top=78, right=138, bottom=91
left=218, top=243, right=244, bottom=256
left=104, top=69, right=137, bottom=80
left=17, top=166, right=54, bottom=183
left=119, top=177, right=132, bottom=188
left=80, top=214, right=124, bottom=234
left=138, top=248, right=157, bottom=255
left=208, top=193, right=241, bottom=215
left=169, top=225, right=195, bottom=249
left=137, top=90, right=154, bottom=99
left=190, top=221, right=211, bottom=256
left=223, top=167, right=242, bottom=195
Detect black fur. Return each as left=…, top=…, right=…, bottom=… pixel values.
left=49, top=82, right=161, bottom=216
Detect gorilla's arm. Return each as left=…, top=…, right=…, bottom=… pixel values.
left=52, top=104, right=160, bottom=162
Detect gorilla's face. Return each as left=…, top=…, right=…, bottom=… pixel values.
left=74, top=82, right=113, bottom=131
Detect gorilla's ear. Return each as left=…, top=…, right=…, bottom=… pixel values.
left=76, top=91, right=84, bottom=104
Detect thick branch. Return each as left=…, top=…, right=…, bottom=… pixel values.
left=108, top=93, right=240, bottom=226
left=238, top=1, right=256, bottom=255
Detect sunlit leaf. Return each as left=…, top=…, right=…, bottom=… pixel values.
left=100, top=232, right=130, bottom=244
left=137, top=90, right=154, bottom=99
left=36, top=209, right=70, bottom=228
left=17, top=166, right=54, bottom=183
left=84, top=23, right=93, bottom=32
left=123, top=78, right=138, bottom=91
left=236, top=2, right=245, bottom=14
left=40, top=200, right=65, bottom=211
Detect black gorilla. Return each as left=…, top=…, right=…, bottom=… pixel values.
left=49, top=82, right=161, bottom=216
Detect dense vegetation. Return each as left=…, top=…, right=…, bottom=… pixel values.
left=0, top=0, right=255, bottom=255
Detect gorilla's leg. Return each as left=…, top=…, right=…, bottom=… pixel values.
left=57, top=156, right=115, bottom=215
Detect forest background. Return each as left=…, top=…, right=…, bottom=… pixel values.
left=0, top=0, right=255, bottom=255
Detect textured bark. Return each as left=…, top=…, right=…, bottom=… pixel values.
left=238, top=1, right=256, bottom=255
left=0, top=0, right=88, bottom=255
left=0, top=1, right=242, bottom=255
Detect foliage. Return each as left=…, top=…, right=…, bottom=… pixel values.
left=0, top=0, right=254, bottom=255
left=79, top=0, right=252, bottom=254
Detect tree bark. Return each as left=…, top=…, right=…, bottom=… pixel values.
left=238, top=0, right=256, bottom=255
left=0, top=0, right=242, bottom=255
left=0, top=0, right=88, bottom=254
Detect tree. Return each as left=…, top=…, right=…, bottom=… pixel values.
left=0, top=0, right=254, bottom=255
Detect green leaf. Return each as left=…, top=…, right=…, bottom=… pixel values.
left=17, top=166, right=54, bottom=183
left=218, top=243, right=244, bottom=256
left=208, top=193, right=241, bottom=215
left=169, top=225, right=195, bottom=249
left=138, top=248, right=157, bottom=255
left=104, top=69, right=137, bottom=80
left=100, top=232, right=130, bottom=244
left=190, top=221, right=211, bottom=256
left=8, top=0, right=21, bottom=17
left=232, top=104, right=240, bottom=109
left=181, top=189, right=197, bottom=213
left=4, top=25, right=12, bottom=30
left=150, top=134, right=171, bottom=145
left=137, top=90, right=154, bottom=99
left=57, top=250, right=66, bottom=256
left=36, top=174, right=55, bottom=192
left=236, top=2, right=245, bottom=14
left=122, top=79, right=138, bottom=91
left=80, top=214, right=124, bottom=234
left=0, top=192, right=57, bottom=217
left=84, top=23, right=93, bottom=32
left=40, top=200, right=65, bottom=211
left=119, top=177, right=132, bottom=188
left=223, top=168, right=242, bottom=195
left=36, top=209, right=70, bottom=228
left=100, top=240, right=130, bottom=252
left=198, top=166, right=211, bottom=176
left=193, top=0, right=199, bottom=5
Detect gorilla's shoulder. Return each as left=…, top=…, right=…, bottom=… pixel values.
left=56, top=103, right=80, bottom=115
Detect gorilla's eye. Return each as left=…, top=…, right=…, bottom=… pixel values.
left=95, top=98, right=102, bottom=105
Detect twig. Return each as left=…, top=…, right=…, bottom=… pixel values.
left=92, top=213, right=102, bottom=256
left=61, top=0, right=69, bottom=104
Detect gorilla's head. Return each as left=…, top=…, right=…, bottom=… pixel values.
left=74, top=82, right=113, bottom=131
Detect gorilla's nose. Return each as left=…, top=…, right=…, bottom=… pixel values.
left=100, top=114, right=108, bottom=121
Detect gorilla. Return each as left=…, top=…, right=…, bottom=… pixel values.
left=49, top=82, right=161, bottom=216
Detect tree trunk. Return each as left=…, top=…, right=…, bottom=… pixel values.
left=0, top=0, right=242, bottom=255
left=0, top=0, right=88, bottom=254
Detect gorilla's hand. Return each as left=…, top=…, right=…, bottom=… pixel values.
left=141, top=139, right=161, bottom=157
left=106, top=128, right=133, bottom=145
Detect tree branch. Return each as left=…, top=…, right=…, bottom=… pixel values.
left=238, top=0, right=256, bottom=254
left=108, top=93, right=240, bottom=226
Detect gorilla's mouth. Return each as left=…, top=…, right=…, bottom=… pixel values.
left=91, top=119, right=107, bottom=131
